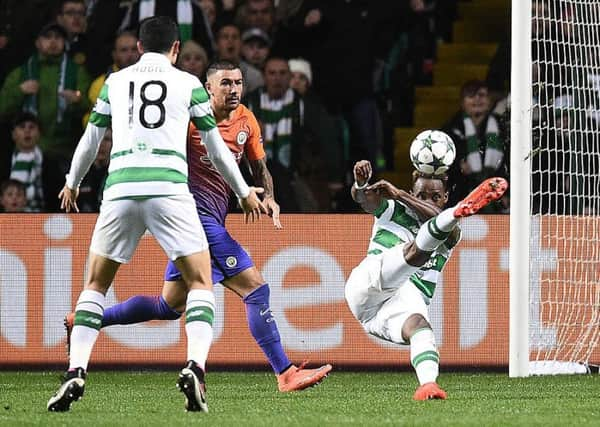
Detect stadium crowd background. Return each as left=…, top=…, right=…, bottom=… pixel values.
left=0, top=0, right=516, bottom=214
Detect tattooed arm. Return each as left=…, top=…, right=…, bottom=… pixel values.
left=249, top=158, right=282, bottom=228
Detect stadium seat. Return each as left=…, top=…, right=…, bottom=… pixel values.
left=433, top=64, right=489, bottom=86
left=436, top=43, right=498, bottom=64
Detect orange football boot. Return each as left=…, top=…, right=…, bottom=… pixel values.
left=413, top=382, right=448, bottom=401
left=453, top=177, right=508, bottom=218
left=277, top=362, right=332, bottom=392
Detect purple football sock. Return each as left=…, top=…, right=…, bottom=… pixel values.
left=243, top=284, right=292, bottom=374
left=101, top=295, right=181, bottom=327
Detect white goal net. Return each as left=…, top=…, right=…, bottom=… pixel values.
left=527, top=0, right=600, bottom=374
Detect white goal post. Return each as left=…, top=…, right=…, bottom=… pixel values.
left=510, top=0, right=600, bottom=376
left=509, top=0, right=532, bottom=378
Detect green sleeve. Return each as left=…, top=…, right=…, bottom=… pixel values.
left=0, top=67, right=25, bottom=118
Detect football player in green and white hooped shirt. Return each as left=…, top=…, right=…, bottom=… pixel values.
left=47, top=16, right=267, bottom=414
left=345, top=159, right=507, bottom=401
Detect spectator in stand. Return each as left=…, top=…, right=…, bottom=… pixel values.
left=0, top=112, right=63, bottom=212
left=0, top=1, right=60, bottom=86
left=0, top=23, right=91, bottom=171
left=56, top=0, right=89, bottom=69
left=215, top=24, right=264, bottom=93
left=241, top=28, right=271, bottom=70
left=177, top=40, right=209, bottom=82
left=288, top=57, right=345, bottom=206
left=77, top=128, right=112, bottom=212
left=288, top=57, right=312, bottom=96
left=237, top=0, right=276, bottom=35
left=85, top=0, right=214, bottom=76
left=273, top=1, right=396, bottom=172
left=0, top=179, right=27, bottom=213
left=443, top=80, right=509, bottom=212
left=246, top=56, right=341, bottom=211
left=84, top=31, right=138, bottom=125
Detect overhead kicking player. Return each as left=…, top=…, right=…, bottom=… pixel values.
left=65, top=60, right=332, bottom=392
left=345, top=159, right=507, bottom=400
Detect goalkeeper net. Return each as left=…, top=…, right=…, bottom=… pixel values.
left=528, top=0, right=600, bottom=374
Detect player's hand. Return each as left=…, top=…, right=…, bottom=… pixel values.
left=58, top=185, right=80, bottom=213
left=353, top=160, right=372, bottom=187
left=365, top=180, right=401, bottom=199
left=263, top=196, right=282, bottom=229
left=20, top=79, right=39, bottom=95
left=239, top=187, right=268, bottom=224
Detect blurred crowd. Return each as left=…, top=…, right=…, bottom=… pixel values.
left=0, top=0, right=481, bottom=214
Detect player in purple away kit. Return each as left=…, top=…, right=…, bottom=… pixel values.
left=65, top=61, right=332, bottom=392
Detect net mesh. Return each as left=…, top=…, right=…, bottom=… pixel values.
left=530, top=0, right=600, bottom=374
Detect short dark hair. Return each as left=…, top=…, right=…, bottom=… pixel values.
left=139, top=16, right=179, bottom=53
left=206, top=60, right=240, bottom=78
left=460, top=79, right=487, bottom=99
left=0, top=179, right=26, bottom=196
left=12, top=112, right=40, bottom=130
left=411, top=170, right=448, bottom=190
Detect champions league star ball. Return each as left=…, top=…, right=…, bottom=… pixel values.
left=409, top=130, right=456, bottom=175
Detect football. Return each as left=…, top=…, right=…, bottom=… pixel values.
left=409, top=130, right=456, bottom=175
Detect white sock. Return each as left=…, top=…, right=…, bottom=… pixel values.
left=410, top=328, right=439, bottom=385
left=185, top=289, right=215, bottom=371
left=415, top=216, right=450, bottom=252
left=69, top=289, right=105, bottom=371
left=435, top=208, right=459, bottom=232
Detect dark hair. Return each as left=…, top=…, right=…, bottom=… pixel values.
left=139, top=16, right=179, bottom=53
left=0, top=179, right=26, bottom=196
left=460, top=79, right=488, bottom=99
left=411, top=170, right=448, bottom=190
left=12, top=112, right=40, bottom=130
left=206, top=60, right=240, bottom=78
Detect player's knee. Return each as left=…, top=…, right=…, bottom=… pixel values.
left=402, top=314, right=431, bottom=342
left=403, top=242, right=432, bottom=267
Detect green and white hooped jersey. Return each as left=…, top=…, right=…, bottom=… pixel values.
left=89, top=52, right=216, bottom=200
left=367, top=199, right=460, bottom=299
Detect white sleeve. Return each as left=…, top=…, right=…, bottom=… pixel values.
left=65, top=125, right=107, bottom=189
left=200, top=127, right=250, bottom=199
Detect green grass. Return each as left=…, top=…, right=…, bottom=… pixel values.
left=1, top=371, right=599, bottom=426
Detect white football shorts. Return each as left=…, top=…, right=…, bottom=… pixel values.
left=345, top=252, right=429, bottom=345
left=90, top=194, right=208, bottom=263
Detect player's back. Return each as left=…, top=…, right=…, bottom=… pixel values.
left=102, top=52, right=204, bottom=200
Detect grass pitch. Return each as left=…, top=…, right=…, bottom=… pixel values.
left=1, top=370, right=599, bottom=426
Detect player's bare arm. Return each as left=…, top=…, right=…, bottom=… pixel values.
left=366, top=180, right=442, bottom=221
left=249, top=158, right=282, bottom=229
left=352, top=160, right=382, bottom=213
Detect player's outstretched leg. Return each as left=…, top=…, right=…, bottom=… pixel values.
left=47, top=367, right=86, bottom=412
left=177, top=360, right=208, bottom=412
left=277, top=362, right=333, bottom=392
left=453, top=177, right=508, bottom=218
left=63, top=295, right=181, bottom=355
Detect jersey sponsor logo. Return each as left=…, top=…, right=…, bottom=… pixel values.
left=226, top=256, right=238, bottom=268
left=236, top=131, right=248, bottom=145
left=132, top=140, right=152, bottom=156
